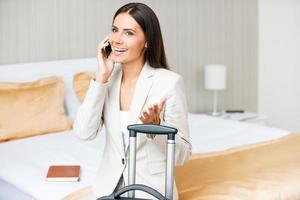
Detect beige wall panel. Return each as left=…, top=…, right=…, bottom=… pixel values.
left=0, top=0, right=257, bottom=112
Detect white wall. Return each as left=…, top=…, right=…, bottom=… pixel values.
left=258, top=0, right=300, bottom=131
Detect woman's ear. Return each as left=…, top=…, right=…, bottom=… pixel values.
left=145, top=42, right=148, bottom=48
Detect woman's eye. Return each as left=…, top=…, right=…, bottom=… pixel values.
left=111, top=28, right=117, bottom=33
left=125, top=31, right=134, bottom=36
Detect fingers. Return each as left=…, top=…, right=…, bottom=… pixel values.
left=98, top=36, right=109, bottom=58
left=153, top=104, right=159, bottom=122
left=143, top=111, right=150, bottom=119
left=148, top=105, right=155, bottom=117
left=96, top=36, right=115, bottom=83
left=99, top=36, right=109, bottom=49
left=139, top=97, right=167, bottom=125
left=153, top=104, right=158, bottom=114
left=139, top=111, right=149, bottom=124
left=158, top=97, right=167, bottom=113
left=140, top=109, right=153, bottom=124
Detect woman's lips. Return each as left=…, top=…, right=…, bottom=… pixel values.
left=112, top=47, right=128, bottom=56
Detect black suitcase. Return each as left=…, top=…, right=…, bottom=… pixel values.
left=96, top=124, right=178, bottom=200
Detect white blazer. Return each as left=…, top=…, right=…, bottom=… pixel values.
left=74, top=62, right=191, bottom=199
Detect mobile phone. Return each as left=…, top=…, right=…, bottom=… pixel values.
left=102, top=42, right=112, bottom=58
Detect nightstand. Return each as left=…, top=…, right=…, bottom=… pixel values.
left=221, top=112, right=267, bottom=125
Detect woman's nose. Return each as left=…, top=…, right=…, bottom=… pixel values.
left=110, top=33, right=123, bottom=45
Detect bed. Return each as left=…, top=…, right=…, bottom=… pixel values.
left=0, top=58, right=296, bottom=200
left=176, top=133, right=300, bottom=200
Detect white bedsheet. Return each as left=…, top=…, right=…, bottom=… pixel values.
left=188, top=113, right=290, bottom=153
left=0, top=130, right=105, bottom=200
left=0, top=114, right=290, bottom=200
left=0, top=179, right=34, bottom=200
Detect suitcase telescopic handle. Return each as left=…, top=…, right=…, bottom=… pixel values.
left=127, top=124, right=177, bottom=199
left=127, top=124, right=177, bottom=140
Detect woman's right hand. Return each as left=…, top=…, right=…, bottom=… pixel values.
left=96, top=36, right=115, bottom=83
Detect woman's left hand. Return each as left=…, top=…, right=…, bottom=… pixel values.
left=139, top=97, right=167, bottom=125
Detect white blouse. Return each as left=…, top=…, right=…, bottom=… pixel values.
left=120, top=110, right=129, bottom=151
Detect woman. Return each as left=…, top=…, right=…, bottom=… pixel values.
left=74, top=2, right=191, bottom=200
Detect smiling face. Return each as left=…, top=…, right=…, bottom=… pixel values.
left=109, top=12, right=147, bottom=65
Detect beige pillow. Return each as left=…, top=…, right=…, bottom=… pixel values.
left=73, top=72, right=95, bottom=102
left=0, top=76, right=72, bottom=142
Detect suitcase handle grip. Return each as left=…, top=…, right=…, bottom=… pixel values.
left=113, top=184, right=166, bottom=200
left=127, top=124, right=177, bottom=140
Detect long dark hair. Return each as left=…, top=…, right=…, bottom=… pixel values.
left=113, top=3, right=169, bottom=69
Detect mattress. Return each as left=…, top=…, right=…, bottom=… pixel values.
left=0, top=113, right=290, bottom=200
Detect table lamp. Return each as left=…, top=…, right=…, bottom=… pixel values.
left=204, top=64, right=226, bottom=116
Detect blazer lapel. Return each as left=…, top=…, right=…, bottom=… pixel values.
left=128, top=63, right=155, bottom=126
left=108, top=66, right=125, bottom=157
left=109, top=63, right=155, bottom=155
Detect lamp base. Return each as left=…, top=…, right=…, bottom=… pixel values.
left=208, top=90, right=222, bottom=117
left=207, top=111, right=222, bottom=117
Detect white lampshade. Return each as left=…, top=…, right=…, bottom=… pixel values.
left=204, top=64, right=226, bottom=90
